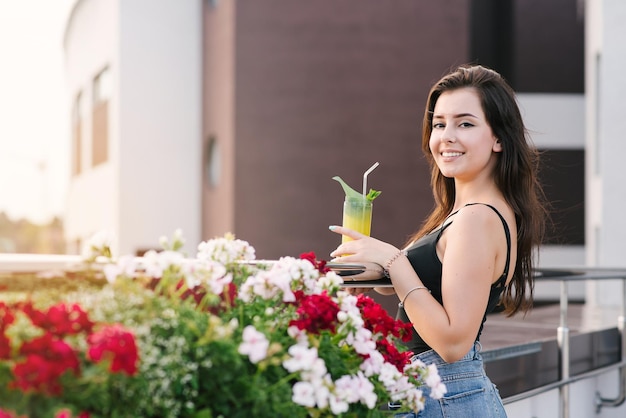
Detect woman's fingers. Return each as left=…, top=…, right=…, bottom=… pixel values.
left=344, top=287, right=371, bottom=295
left=328, top=225, right=366, bottom=240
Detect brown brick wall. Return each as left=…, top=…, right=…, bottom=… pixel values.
left=231, top=0, right=470, bottom=259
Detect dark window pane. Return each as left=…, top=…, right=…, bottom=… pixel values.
left=539, top=149, right=585, bottom=245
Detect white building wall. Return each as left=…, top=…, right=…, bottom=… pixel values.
left=64, top=0, right=202, bottom=256
left=586, top=0, right=626, bottom=309
left=117, top=0, right=202, bottom=255
left=64, top=0, right=120, bottom=253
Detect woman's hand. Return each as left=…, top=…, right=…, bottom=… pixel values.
left=328, top=225, right=399, bottom=268
left=344, top=287, right=372, bottom=295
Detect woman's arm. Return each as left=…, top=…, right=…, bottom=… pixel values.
left=329, top=205, right=506, bottom=362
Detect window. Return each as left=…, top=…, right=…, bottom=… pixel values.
left=205, top=135, right=221, bottom=188
left=92, top=67, right=111, bottom=167
left=539, top=149, right=585, bottom=245
left=470, top=0, right=584, bottom=93
left=72, top=92, right=84, bottom=176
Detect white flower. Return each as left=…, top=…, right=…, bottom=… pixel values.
left=292, top=381, right=316, bottom=407
left=197, top=234, right=255, bottom=264
left=102, top=255, right=137, bottom=283
left=238, top=256, right=322, bottom=303
left=338, top=293, right=361, bottom=317
left=313, top=379, right=331, bottom=409
left=378, top=362, right=403, bottom=387
left=238, top=325, right=269, bottom=364
left=328, top=392, right=349, bottom=415
left=405, top=388, right=425, bottom=412
left=360, top=350, right=385, bottom=377
left=337, top=310, right=348, bottom=322
left=314, top=271, right=343, bottom=293
left=287, top=325, right=308, bottom=344
left=283, top=344, right=319, bottom=373
left=354, top=373, right=377, bottom=408
left=238, top=273, right=278, bottom=302
left=82, top=230, right=114, bottom=261
left=346, top=327, right=376, bottom=355
left=160, top=228, right=186, bottom=251
left=425, top=364, right=447, bottom=399
left=180, top=259, right=230, bottom=293
left=103, top=264, right=122, bottom=284
left=300, top=357, right=328, bottom=381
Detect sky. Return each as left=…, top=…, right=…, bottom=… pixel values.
left=0, top=0, right=76, bottom=224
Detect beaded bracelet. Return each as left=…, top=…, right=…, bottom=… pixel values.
left=398, top=286, right=431, bottom=308
left=383, top=249, right=407, bottom=278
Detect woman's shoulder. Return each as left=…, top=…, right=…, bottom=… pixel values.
left=454, top=202, right=515, bottom=232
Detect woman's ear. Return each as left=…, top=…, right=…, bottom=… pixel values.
left=493, top=138, right=503, bottom=153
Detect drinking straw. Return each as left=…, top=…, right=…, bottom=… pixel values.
left=362, top=162, right=380, bottom=197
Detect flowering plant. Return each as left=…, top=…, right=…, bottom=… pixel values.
left=0, top=231, right=445, bottom=417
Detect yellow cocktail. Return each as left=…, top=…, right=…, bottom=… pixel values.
left=342, top=197, right=373, bottom=243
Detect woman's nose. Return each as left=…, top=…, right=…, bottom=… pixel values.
left=441, top=126, right=456, bottom=143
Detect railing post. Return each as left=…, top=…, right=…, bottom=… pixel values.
left=557, top=280, right=570, bottom=418
left=595, top=277, right=626, bottom=411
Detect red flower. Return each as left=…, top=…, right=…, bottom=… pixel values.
left=176, top=279, right=207, bottom=305
left=357, top=294, right=413, bottom=342
left=54, top=409, right=71, bottom=418
left=375, top=338, right=413, bottom=372
left=0, top=301, right=15, bottom=360
left=54, top=410, right=90, bottom=418
left=209, top=282, right=238, bottom=315
left=13, top=333, right=80, bottom=395
left=87, top=324, right=139, bottom=376
left=0, top=302, right=15, bottom=359
left=176, top=280, right=238, bottom=314
left=300, top=252, right=330, bottom=274
left=289, top=292, right=339, bottom=334
left=0, top=334, right=11, bottom=359
left=0, top=302, right=15, bottom=330
left=0, top=409, right=26, bottom=418
left=22, top=302, right=94, bottom=337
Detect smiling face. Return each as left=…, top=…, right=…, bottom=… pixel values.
left=428, top=87, right=502, bottom=182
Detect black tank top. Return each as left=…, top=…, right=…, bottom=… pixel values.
left=396, top=203, right=511, bottom=355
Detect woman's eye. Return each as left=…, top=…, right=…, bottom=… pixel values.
left=433, top=123, right=445, bottom=129
left=459, top=122, right=474, bottom=128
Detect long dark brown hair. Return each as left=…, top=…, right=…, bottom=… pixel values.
left=410, top=64, right=547, bottom=315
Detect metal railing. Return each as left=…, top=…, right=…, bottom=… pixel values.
left=500, top=268, right=626, bottom=418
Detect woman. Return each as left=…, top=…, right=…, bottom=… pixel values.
left=329, top=64, right=546, bottom=417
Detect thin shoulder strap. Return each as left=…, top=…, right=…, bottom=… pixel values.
left=465, top=203, right=512, bottom=281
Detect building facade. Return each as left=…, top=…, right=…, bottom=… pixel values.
left=64, top=0, right=586, bottom=265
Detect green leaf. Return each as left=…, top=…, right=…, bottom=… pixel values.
left=332, top=176, right=381, bottom=202
left=332, top=176, right=363, bottom=200
left=366, top=188, right=382, bottom=202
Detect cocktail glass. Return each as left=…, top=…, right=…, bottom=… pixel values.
left=341, top=197, right=373, bottom=243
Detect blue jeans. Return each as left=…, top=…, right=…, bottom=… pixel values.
left=394, top=342, right=506, bottom=418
